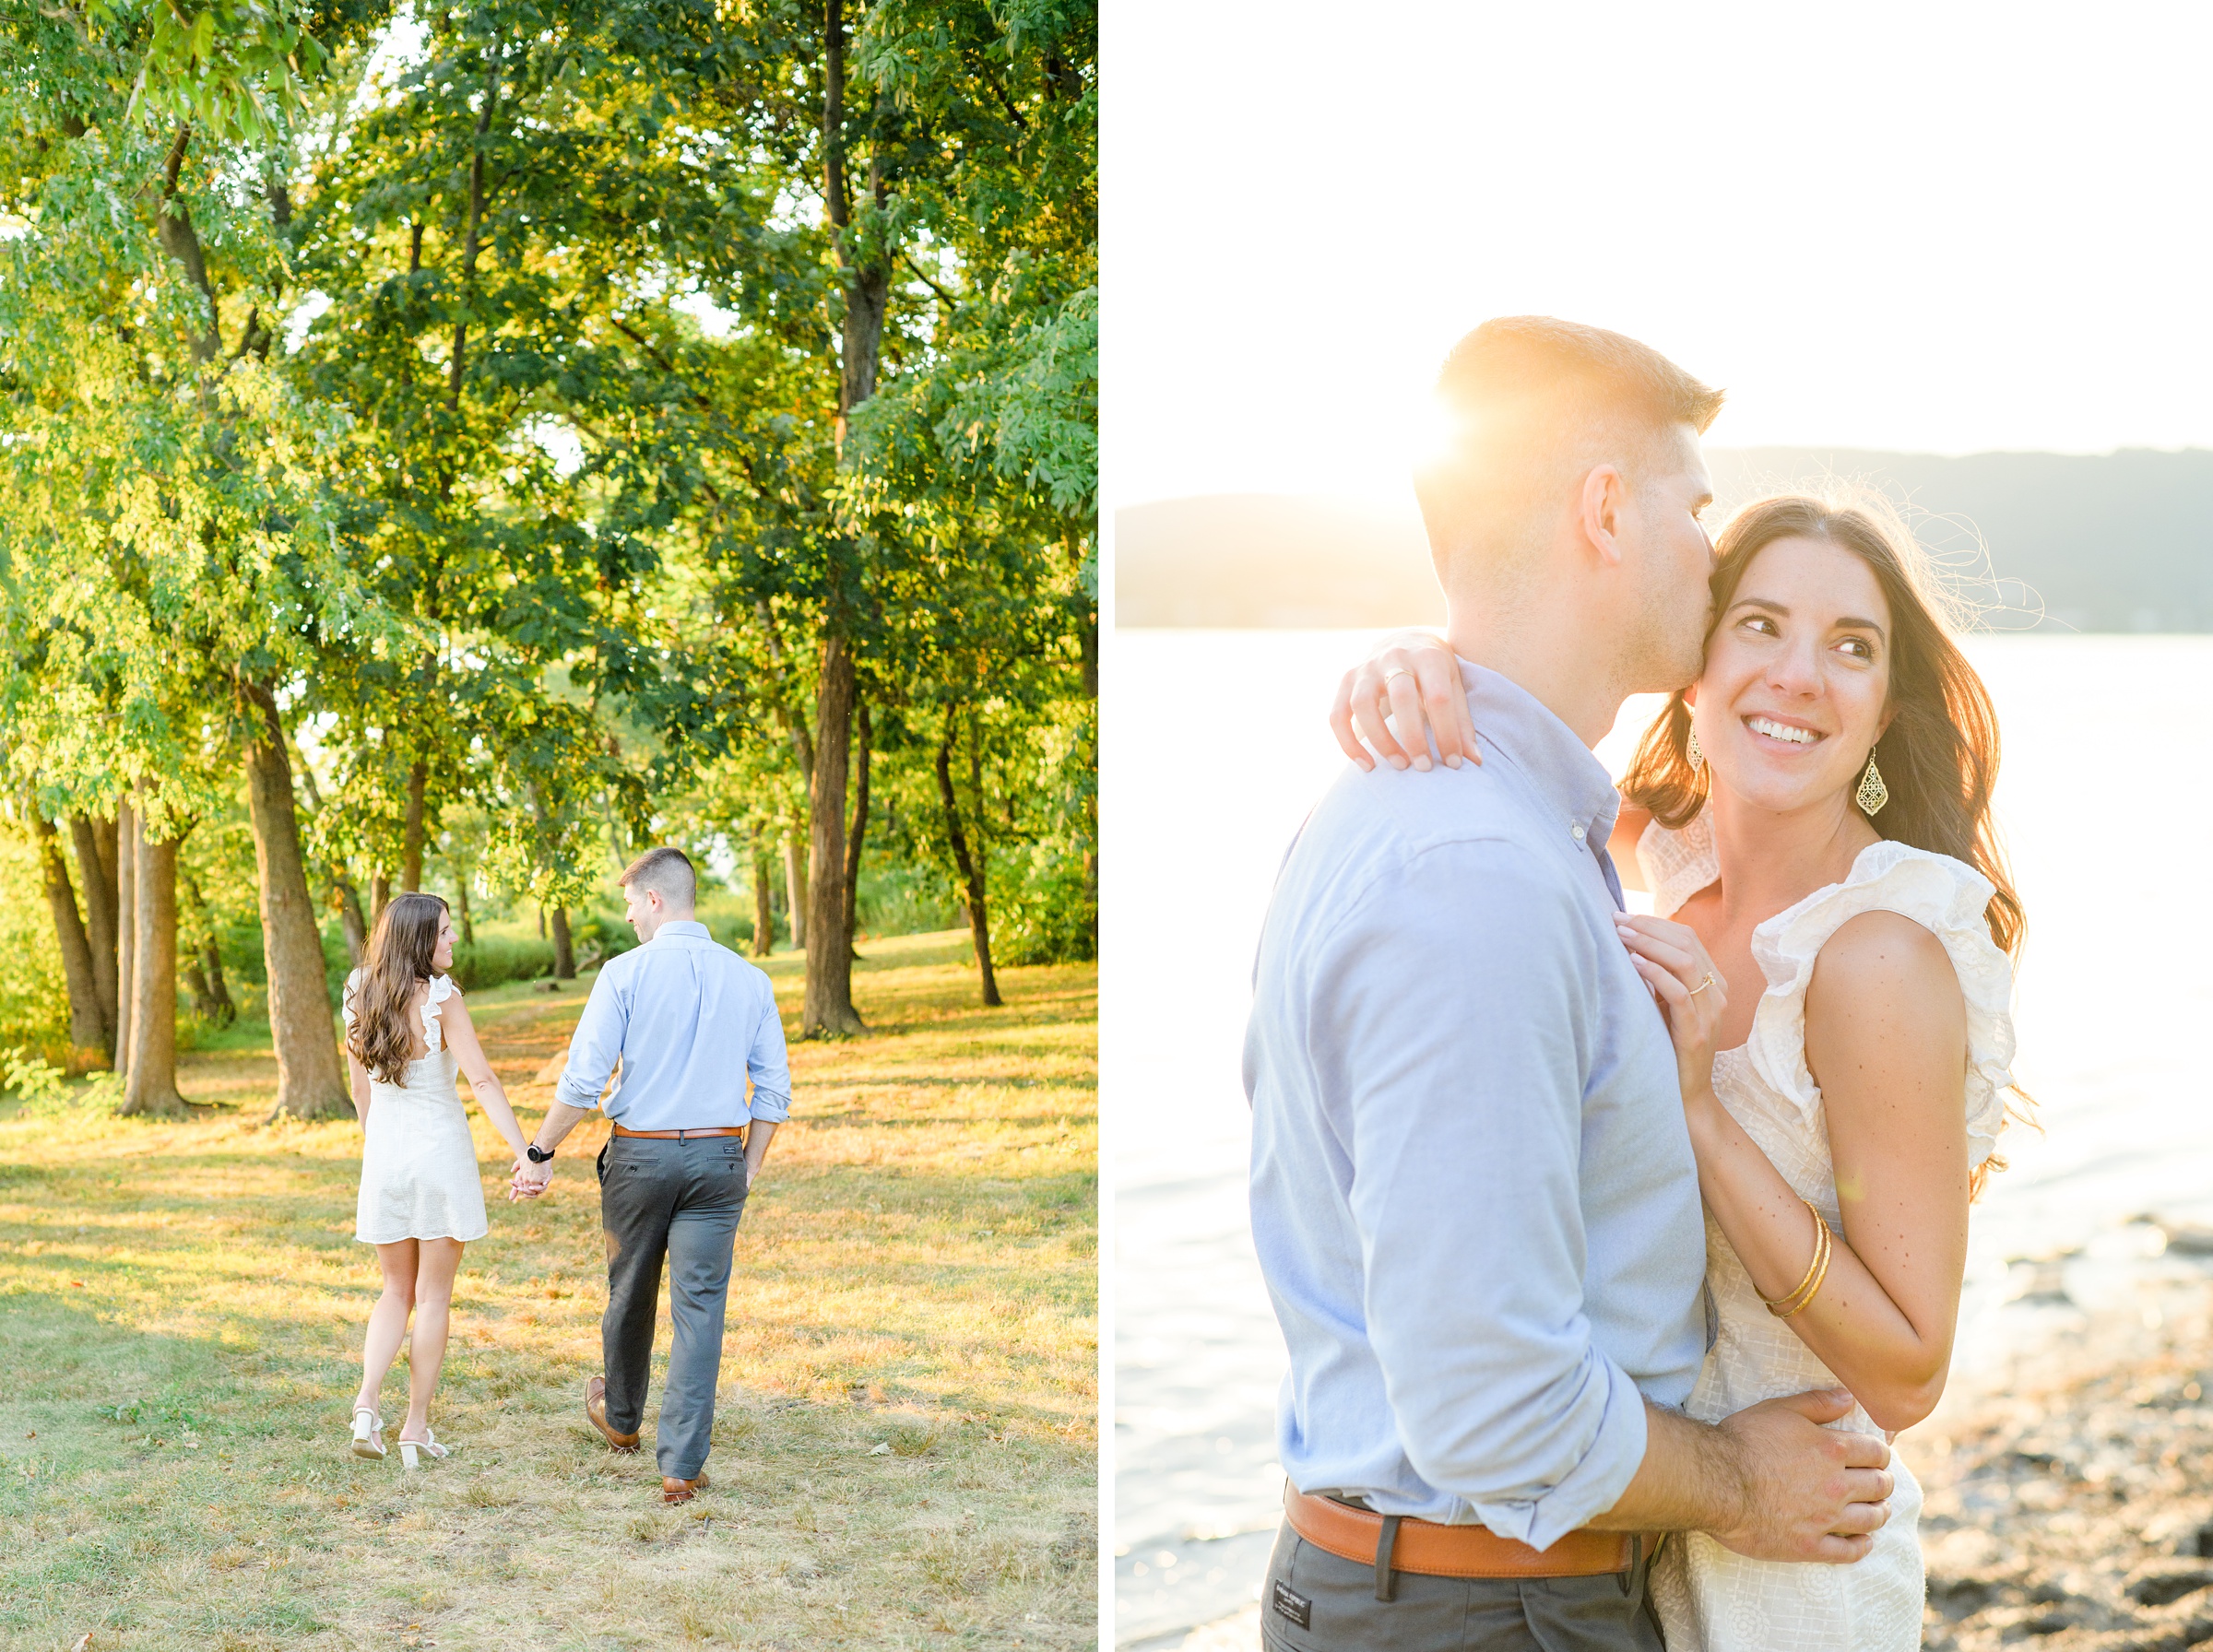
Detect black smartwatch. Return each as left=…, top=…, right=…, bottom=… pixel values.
left=526, top=1144, right=556, bottom=1164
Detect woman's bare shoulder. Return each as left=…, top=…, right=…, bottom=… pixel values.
left=1805, top=911, right=1964, bottom=1021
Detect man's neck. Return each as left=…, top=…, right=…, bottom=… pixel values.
left=635, top=910, right=695, bottom=943
left=1445, top=602, right=1627, bottom=749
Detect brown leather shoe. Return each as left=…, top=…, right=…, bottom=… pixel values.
left=662, top=1469, right=710, bottom=1504
left=585, top=1376, right=640, bottom=1453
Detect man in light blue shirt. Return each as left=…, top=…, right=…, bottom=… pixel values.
left=516, top=845, right=790, bottom=1504
left=1246, top=318, right=1892, bottom=1650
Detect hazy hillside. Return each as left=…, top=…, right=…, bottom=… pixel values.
left=1117, top=448, right=2213, bottom=631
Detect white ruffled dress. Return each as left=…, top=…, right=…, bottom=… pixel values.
left=1639, top=811, right=2017, bottom=1652
left=344, top=972, right=489, bottom=1245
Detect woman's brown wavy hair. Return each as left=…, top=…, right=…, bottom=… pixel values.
left=1620, top=491, right=2030, bottom=1194
left=348, top=892, right=450, bottom=1084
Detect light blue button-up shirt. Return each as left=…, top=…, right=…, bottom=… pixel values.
left=1244, top=661, right=1708, bottom=1551
left=554, top=921, right=793, bottom=1127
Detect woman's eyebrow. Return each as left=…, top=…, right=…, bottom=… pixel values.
left=1726, top=596, right=1888, bottom=643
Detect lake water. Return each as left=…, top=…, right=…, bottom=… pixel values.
left=1105, top=631, right=2213, bottom=1646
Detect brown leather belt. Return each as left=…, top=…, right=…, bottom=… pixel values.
left=1284, top=1483, right=1641, bottom=1579
left=610, top=1124, right=747, bottom=1139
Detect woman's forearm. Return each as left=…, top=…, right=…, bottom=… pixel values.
left=471, top=1079, right=531, bottom=1162
left=1686, top=1089, right=1953, bottom=1429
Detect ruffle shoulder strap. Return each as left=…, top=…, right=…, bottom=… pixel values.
left=420, top=974, right=457, bottom=1054
left=1636, top=809, right=1721, bottom=918
left=1746, top=842, right=2017, bottom=1169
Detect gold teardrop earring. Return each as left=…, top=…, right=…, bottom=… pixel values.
left=1684, top=724, right=1703, bottom=770
left=1855, top=749, right=1889, bottom=816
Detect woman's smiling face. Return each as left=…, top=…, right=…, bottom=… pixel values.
left=1690, top=534, right=1893, bottom=816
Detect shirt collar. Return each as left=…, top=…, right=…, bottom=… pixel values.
left=648, top=920, right=710, bottom=944
left=1457, top=658, right=1621, bottom=843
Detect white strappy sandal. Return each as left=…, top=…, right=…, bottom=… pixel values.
left=350, top=1407, right=386, bottom=1460
left=397, top=1428, right=451, bottom=1470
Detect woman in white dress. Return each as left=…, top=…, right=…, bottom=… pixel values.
left=343, top=892, right=535, bottom=1468
left=1334, top=492, right=2025, bottom=1650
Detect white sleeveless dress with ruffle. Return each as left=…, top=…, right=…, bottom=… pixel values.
left=344, top=972, right=489, bottom=1245
left=1638, top=811, right=2017, bottom=1652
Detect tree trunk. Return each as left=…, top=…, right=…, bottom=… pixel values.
left=401, top=758, right=427, bottom=891
left=183, top=951, right=217, bottom=1020
left=936, top=717, right=1002, bottom=1009
left=842, top=702, right=871, bottom=960
left=551, top=909, right=575, bottom=979
left=69, top=815, right=119, bottom=1048
left=801, top=0, right=882, bottom=1039
left=206, top=939, right=235, bottom=1024
left=802, top=635, right=864, bottom=1035
left=185, top=874, right=236, bottom=1026
left=242, top=679, right=353, bottom=1121
left=119, top=827, right=186, bottom=1117
left=822, top=0, right=891, bottom=454
left=782, top=837, right=808, bottom=950
left=34, top=813, right=107, bottom=1059
left=751, top=821, right=775, bottom=957
left=456, top=877, right=474, bottom=947
left=114, top=800, right=136, bottom=1081
left=337, top=874, right=368, bottom=965
left=370, top=872, right=390, bottom=928
left=90, top=815, right=118, bottom=919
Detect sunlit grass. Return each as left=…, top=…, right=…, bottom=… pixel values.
left=0, top=930, right=1096, bottom=1650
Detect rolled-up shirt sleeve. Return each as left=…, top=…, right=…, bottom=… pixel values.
left=744, top=985, right=793, bottom=1122
left=554, top=967, right=627, bottom=1112
left=1324, top=839, right=1648, bottom=1549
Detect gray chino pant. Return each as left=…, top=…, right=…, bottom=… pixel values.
left=597, top=1131, right=749, bottom=1480
left=1258, top=1524, right=1664, bottom=1652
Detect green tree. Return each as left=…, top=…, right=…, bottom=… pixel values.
left=0, top=0, right=376, bottom=1118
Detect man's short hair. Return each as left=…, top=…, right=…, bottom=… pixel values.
left=619, top=845, right=696, bottom=910
left=1415, top=316, right=1722, bottom=584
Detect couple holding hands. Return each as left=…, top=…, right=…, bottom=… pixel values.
left=337, top=846, right=791, bottom=1504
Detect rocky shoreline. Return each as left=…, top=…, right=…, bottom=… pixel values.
left=1916, top=1234, right=2213, bottom=1650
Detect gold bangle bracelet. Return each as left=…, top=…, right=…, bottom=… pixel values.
left=1752, top=1203, right=1823, bottom=1317
left=1773, top=1217, right=1832, bottom=1321
left=1764, top=1210, right=1828, bottom=1319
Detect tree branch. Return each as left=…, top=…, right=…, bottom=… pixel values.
left=823, top=0, right=850, bottom=231
left=152, top=123, right=221, bottom=363
left=903, top=251, right=956, bottom=308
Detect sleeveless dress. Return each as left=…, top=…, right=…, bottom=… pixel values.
left=1637, top=811, right=2018, bottom=1652
left=344, top=972, right=489, bottom=1245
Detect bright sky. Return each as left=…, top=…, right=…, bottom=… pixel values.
left=1106, top=2, right=2213, bottom=510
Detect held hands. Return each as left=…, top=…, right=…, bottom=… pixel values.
left=1616, top=914, right=1726, bottom=1104
left=508, top=1155, right=552, bottom=1201
left=1711, top=1388, right=1894, bottom=1564
left=1328, top=631, right=1480, bottom=773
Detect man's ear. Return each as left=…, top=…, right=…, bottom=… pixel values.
left=1577, top=464, right=1629, bottom=568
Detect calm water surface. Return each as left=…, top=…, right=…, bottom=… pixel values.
left=1106, top=631, right=2213, bottom=1644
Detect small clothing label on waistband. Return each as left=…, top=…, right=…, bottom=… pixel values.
left=1272, top=1580, right=1311, bottom=1629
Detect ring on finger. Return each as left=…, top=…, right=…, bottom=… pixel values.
left=1382, top=667, right=1414, bottom=685
left=1687, top=971, right=1717, bottom=996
